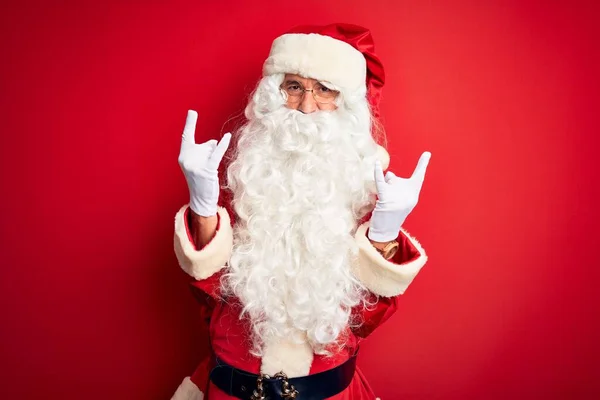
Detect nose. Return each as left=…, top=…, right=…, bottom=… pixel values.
left=297, top=90, right=318, bottom=114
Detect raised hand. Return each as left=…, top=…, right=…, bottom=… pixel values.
left=178, top=110, right=231, bottom=217
left=368, top=152, right=431, bottom=242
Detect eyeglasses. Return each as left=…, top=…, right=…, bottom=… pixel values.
left=280, top=81, right=340, bottom=104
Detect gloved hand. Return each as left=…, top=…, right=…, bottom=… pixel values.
left=178, top=110, right=231, bottom=217
left=368, top=152, right=432, bottom=242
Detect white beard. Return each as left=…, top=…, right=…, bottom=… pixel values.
left=223, top=75, right=378, bottom=356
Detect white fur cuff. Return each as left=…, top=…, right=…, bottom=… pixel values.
left=171, top=377, right=204, bottom=400
left=353, top=222, right=428, bottom=297
left=263, top=33, right=367, bottom=96
left=174, top=205, right=233, bottom=280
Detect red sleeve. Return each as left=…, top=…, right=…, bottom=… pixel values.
left=352, top=229, right=423, bottom=338
left=351, top=293, right=400, bottom=339
left=389, top=229, right=422, bottom=265
left=189, top=270, right=223, bottom=311
left=183, top=207, right=225, bottom=304
left=183, top=206, right=221, bottom=251
left=366, top=227, right=422, bottom=265
left=190, top=351, right=214, bottom=395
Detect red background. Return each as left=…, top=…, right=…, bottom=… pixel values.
left=1, top=1, right=599, bottom=398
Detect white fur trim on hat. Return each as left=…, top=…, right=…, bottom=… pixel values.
left=174, top=205, right=232, bottom=280
left=353, top=223, right=427, bottom=297
left=263, top=33, right=366, bottom=96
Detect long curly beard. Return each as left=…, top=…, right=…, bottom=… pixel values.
left=223, top=75, right=378, bottom=356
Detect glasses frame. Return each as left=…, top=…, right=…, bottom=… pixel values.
left=279, top=82, right=340, bottom=105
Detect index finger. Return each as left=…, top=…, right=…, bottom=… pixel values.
left=410, top=151, right=431, bottom=182
left=374, top=161, right=386, bottom=193
left=207, top=133, right=232, bottom=170
left=181, top=110, right=198, bottom=144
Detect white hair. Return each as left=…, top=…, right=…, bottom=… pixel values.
left=222, top=74, right=379, bottom=356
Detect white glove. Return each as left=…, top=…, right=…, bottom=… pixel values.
left=368, top=152, right=431, bottom=242
left=178, top=110, right=231, bottom=217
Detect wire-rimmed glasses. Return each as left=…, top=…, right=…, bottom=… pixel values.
left=280, top=81, right=340, bottom=104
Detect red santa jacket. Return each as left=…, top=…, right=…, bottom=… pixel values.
left=171, top=205, right=427, bottom=400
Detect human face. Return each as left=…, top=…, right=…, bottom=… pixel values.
left=281, top=74, right=338, bottom=113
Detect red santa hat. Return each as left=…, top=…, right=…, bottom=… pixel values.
left=262, top=23, right=386, bottom=120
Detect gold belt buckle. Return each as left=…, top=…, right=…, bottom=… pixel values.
left=250, top=373, right=269, bottom=400
left=274, top=371, right=299, bottom=399
left=250, top=371, right=299, bottom=400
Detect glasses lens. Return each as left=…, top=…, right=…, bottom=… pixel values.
left=280, top=83, right=339, bottom=104
left=281, top=84, right=303, bottom=103
left=313, top=83, right=339, bottom=104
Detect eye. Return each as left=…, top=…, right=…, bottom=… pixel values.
left=286, top=84, right=303, bottom=94
left=315, top=84, right=331, bottom=93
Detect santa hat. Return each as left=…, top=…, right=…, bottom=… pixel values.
left=263, top=23, right=386, bottom=120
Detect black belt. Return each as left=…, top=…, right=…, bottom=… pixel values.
left=209, top=352, right=357, bottom=399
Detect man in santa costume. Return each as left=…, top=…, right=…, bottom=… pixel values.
left=171, top=23, right=431, bottom=400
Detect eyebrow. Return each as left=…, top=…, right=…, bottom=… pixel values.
left=283, top=79, right=301, bottom=85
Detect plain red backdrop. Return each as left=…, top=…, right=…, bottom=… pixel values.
left=1, top=1, right=599, bottom=399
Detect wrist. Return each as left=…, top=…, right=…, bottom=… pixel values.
left=369, top=238, right=394, bottom=251
left=188, top=207, right=218, bottom=249
left=368, top=235, right=400, bottom=260
left=189, top=207, right=217, bottom=222
left=189, top=197, right=217, bottom=217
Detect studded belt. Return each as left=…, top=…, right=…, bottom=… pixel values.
left=209, top=352, right=357, bottom=400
